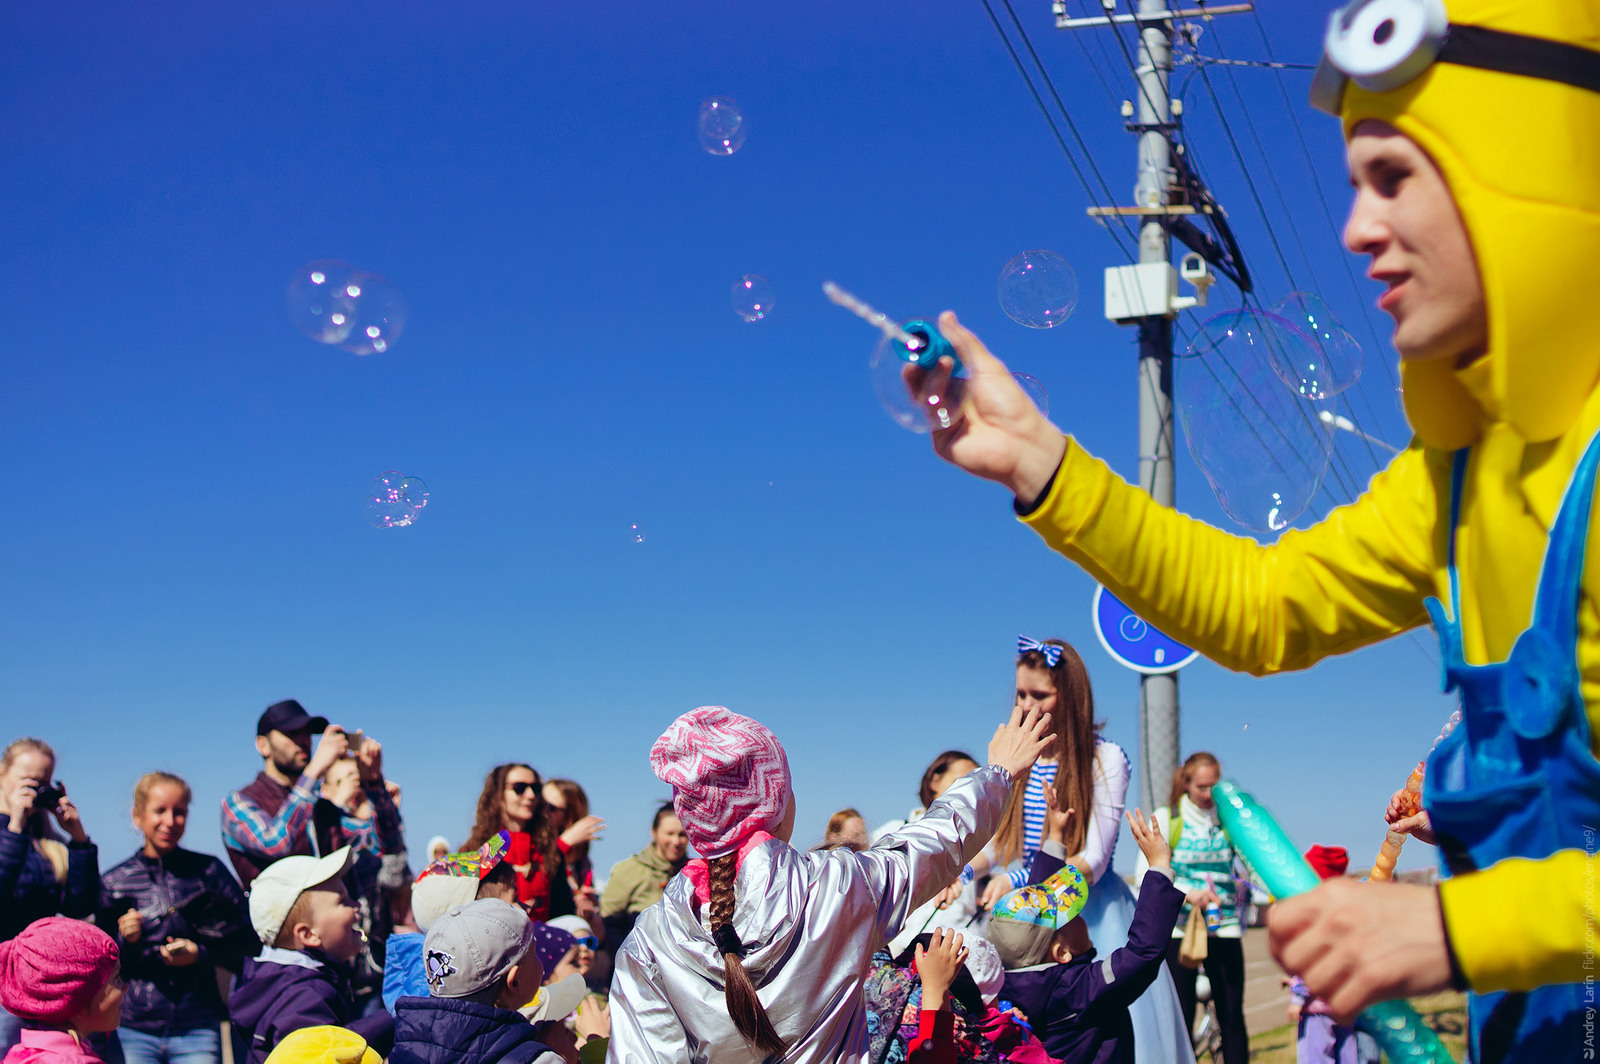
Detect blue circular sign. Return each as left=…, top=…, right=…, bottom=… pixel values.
left=1091, top=585, right=1199, bottom=675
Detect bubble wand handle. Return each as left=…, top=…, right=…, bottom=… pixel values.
left=1213, top=780, right=1456, bottom=1064
left=821, top=282, right=960, bottom=370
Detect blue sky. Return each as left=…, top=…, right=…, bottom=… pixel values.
left=0, top=1, right=1453, bottom=882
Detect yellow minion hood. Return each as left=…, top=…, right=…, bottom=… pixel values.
left=1321, top=1, right=1600, bottom=450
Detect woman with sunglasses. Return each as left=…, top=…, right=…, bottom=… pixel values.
left=463, top=763, right=580, bottom=923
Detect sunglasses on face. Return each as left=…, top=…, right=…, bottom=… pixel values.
left=507, top=782, right=542, bottom=797
left=572, top=935, right=599, bottom=950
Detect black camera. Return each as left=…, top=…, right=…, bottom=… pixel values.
left=32, top=781, right=65, bottom=812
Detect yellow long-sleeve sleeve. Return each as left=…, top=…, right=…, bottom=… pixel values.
left=1019, top=434, right=1595, bottom=992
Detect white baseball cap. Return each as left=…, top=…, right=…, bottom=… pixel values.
left=249, top=847, right=354, bottom=946
left=519, top=972, right=590, bottom=1024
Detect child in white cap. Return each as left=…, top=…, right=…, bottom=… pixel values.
left=228, top=848, right=393, bottom=1064
left=607, top=704, right=1051, bottom=1062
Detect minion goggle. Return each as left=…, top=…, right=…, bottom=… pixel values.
left=1310, top=0, right=1600, bottom=115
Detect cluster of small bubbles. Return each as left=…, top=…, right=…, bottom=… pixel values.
left=365, top=472, right=429, bottom=529
left=998, top=250, right=1078, bottom=329
left=1270, top=292, right=1362, bottom=400
left=628, top=523, right=646, bottom=544
left=287, top=260, right=407, bottom=355
left=1011, top=373, right=1050, bottom=416
left=1177, top=309, right=1334, bottom=534
left=698, top=97, right=746, bottom=156
left=732, top=275, right=775, bottom=322
left=869, top=332, right=967, bottom=434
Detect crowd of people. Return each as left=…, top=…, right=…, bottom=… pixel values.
left=1, top=631, right=1383, bottom=1064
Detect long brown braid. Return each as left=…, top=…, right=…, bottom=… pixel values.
left=706, top=852, right=785, bottom=1058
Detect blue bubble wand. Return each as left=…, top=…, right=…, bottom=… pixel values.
left=822, top=282, right=959, bottom=370
left=1213, top=779, right=1456, bottom=1064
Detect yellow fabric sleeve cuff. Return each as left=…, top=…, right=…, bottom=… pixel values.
left=1438, top=849, right=1597, bottom=992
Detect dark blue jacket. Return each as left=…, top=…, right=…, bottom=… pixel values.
left=102, top=847, right=255, bottom=1034
left=390, top=996, right=555, bottom=1064
left=1002, top=869, right=1186, bottom=1064
left=228, top=947, right=394, bottom=1064
left=0, top=815, right=99, bottom=941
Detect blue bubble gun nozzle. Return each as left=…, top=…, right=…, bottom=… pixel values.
left=822, top=282, right=963, bottom=373
left=1212, top=779, right=1457, bottom=1064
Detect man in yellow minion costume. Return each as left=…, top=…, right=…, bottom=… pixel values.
left=914, top=1, right=1600, bottom=1060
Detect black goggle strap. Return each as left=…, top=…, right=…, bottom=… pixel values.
left=1315, top=24, right=1600, bottom=114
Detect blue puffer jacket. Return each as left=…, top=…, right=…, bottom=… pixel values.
left=101, top=847, right=255, bottom=1034
left=0, top=816, right=99, bottom=941
left=390, top=996, right=557, bottom=1064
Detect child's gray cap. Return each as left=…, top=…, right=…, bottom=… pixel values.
left=422, top=898, right=537, bottom=1000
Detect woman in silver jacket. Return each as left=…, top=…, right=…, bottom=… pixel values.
left=608, top=704, right=1052, bottom=1064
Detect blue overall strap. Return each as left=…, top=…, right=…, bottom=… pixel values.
left=1529, top=429, right=1600, bottom=643
left=1446, top=448, right=1467, bottom=620
left=1423, top=449, right=1471, bottom=681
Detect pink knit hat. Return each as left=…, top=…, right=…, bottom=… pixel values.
left=0, top=917, right=119, bottom=1024
left=650, top=706, right=791, bottom=859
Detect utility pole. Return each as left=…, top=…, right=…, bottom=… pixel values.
left=1058, top=0, right=1253, bottom=812
left=1134, top=0, right=1179, bottom=820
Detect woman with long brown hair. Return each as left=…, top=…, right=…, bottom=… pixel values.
left=978, top=637, right=1195, bottom=1064
left=462, top=763, right=575, bottom=923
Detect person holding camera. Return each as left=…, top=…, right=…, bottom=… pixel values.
left=220, top=700, right=354, bottom=891
left=0, top=737, right=102, bottom=1051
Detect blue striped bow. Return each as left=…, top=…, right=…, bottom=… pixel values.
left=1017, top=636, right=1062, bottom=667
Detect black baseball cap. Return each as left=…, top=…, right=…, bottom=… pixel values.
left=256, top=699, right=329, bottom=737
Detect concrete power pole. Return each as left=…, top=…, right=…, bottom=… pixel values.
left=1134, top=0, right=1179, bottom=822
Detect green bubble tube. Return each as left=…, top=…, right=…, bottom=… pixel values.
left=1213, top=779, right=1456, bottom=1064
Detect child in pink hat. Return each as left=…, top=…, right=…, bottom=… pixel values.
left=609, top=704, right=1052, bottom=1063
left=0, top=918, right=123, bottom=1064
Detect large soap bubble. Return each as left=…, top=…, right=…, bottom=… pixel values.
left=732, top=275, right=774, bottom=322
left=1178, top=309, right=1334, bottom=533
left=698, top=97, right=746, bottom=156
left=287, top=261, right=406, bottom=355
left=1012, top=372, right=1050, bottom=416
left=869, top=332, right=967, bottom=434
left=998, top=250, right=1078, bottom=329
left=1269, top=292, right=1362, bottom=399
left=366, top=472, right=429, bottom=529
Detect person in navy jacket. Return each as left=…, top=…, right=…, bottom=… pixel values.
left=990, top=805, right=1185, bottom=1064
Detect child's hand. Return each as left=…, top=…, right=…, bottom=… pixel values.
left=914, top=928, right=968, bottom=1008
left=1384, top=788, right=1436, bottom=845
left=978, top=876, right=1011, bottom=912
left=1042, top=785, right=1076, bottom=845
left=1127, top=808, right=1170, bottom=871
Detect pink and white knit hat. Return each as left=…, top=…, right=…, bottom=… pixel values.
left=650, top=706, right=791, bottom=859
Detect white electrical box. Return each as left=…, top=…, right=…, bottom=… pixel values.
left=1103, top=255, right=1212, bottom=322
left=1104, top=262, right=1179, bottom=322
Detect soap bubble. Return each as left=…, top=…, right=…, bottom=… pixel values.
left=287, top=261, right=406, bottom=355
left=732, top=275, right=774, bottom=322
left=1269, top=292, right=1362, bottom=399
left=870, top=332, right=966, bottom=433
left=998, top=250, right=1078, bottom=329
left=1012, top=373, right=1050, bottom=416
left=287, top=260, right=359, bottom=344
left=365, top=472, right=429, bottom=529
left=1177, top=309, right=1334, bottom=533
left=698, top=97, right=746, bottom=155
left=628, top=523, right=646, bottom=544
left=338, top=272, right=407, bottom=355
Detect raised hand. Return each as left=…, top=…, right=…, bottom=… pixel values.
left=306, top=725, right=350, bottom=780
left=987, top=705, right=1053, bottom=782
left=1384, top=787, right=1435, bottom=845
left=917, top=312, right=1067, bottom=504
left=561, top=815, right=605, bottom=848
left=914, top=927, right=969, bottom=1006
left=1126, top=808, right=1170, bottom=871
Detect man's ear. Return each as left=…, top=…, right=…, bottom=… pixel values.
left=256, top=735, right=272, bottom=760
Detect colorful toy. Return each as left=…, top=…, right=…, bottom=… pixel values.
left=1214, top=780, right=1455, bottom=1064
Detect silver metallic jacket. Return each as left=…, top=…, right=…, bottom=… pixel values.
left=608, top=763, right=1012, bottom=1063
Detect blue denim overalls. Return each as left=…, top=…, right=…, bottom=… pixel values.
left=1423, top=440, right=1600, bottom=1063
